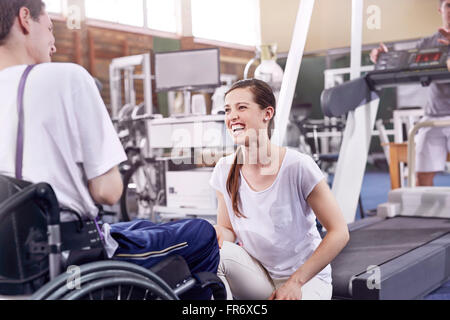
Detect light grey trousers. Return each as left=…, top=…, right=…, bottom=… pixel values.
left=217, top=241, right=332, bottom=300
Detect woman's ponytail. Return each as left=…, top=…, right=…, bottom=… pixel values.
left=226, top=147, right=246, bottom=218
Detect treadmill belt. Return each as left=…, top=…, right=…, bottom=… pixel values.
left=331, top=216, right=450, bottom=298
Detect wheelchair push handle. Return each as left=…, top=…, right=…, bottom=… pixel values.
left=0, top=182, right=60, bottom=226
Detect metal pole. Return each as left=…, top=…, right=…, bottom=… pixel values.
left=331, top=0, right=381, bottom=223
left=350, top=0, right=363, bottom=81
left=272, top=0, right=315, bottom=146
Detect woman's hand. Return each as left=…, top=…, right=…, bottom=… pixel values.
left=214, top=191, right=237, bottom=249
left=268, top=279, right=303, bottom=300
left=213, top=225, right=225, bottom=248
left=213, top=225, right=236, bottom=249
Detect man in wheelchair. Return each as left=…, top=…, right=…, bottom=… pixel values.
left=0, top=0, right=224, bottom=300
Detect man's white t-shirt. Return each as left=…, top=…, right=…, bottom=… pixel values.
left=209, top=148, right=332, bottom=283
left=0, top=63, right=127, bottom=256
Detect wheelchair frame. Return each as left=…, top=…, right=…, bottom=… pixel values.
left=0, top=181, right=224, bottom=300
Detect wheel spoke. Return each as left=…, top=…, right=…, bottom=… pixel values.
left=127, top=286, right=134, bottom=300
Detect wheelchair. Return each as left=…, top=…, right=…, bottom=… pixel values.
left=0, top=175, right=225, bottom=300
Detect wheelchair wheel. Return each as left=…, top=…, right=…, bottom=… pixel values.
left=120, top=162, right=157, bottom=221
left=32, top=261, right=178, bottom=300
left=63, top=276, right=173, bottom=300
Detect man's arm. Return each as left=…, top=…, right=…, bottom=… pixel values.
left=438, top=28, right=450, bottom=45
left=88, top=166, right=123, bottom=206
left=68, top=65, right=127, bottom=207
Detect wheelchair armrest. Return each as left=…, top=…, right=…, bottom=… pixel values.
left=0, top=182, right=60, bottom=226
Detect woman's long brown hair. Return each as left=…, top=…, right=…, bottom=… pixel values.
left=225, top=79, right=276, bottom=218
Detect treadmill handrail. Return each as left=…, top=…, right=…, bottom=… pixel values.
left=407, top=119, right=450, bottom=187
left=369, top=64, right=448, bottom=75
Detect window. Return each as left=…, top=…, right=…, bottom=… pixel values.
left=85, top=0, right=177, bottom=33
left=147, top=0, right=177, bottom=33
left=85, top=0, right=145, bottom=27
left=43, top=0, right=62, bottom=13
left=191, top=0, right=260, bottom=46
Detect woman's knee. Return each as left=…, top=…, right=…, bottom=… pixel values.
left=217, top=241, right=244, bottom=274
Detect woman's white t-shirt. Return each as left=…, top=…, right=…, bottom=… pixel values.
left=209, top=148, right=332, bottom=283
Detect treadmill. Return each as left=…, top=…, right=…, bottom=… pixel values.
left=321, top=46, right=450, bottom=300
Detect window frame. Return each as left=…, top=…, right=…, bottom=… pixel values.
left=83, top=0, right=178, bottom=35
left=47, top=0, right=257, bottom=50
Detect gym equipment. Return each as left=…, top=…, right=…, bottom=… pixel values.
left=109, top=54, right=164, bottom=221
left=331, top=215, right=450, bottom=300
left=323, top=46, right=450, bottom=299
left=109, top=53, right=154, bottom=120
left=110, top=50, right=225, bottom=222
left=154, top=48, right=221, bottom=115
left=322, top=46, right=450, bottom=118
left=244, top=44, right=284, bottom=100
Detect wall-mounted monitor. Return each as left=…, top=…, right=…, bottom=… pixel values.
left=154, top=48, right=221, bottom=92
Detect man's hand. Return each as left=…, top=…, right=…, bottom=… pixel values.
left=370, top=43, right=388, bottom=64
left=268, top=279, right=303, bottom=300
left=438, top=28, right=450, bottom=45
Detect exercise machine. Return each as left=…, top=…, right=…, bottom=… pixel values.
left=321, top=46, right=450, bottom=299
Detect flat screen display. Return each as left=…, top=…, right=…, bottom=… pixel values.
left=155, top=48, right=221, bottom=92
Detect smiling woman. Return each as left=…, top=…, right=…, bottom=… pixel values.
left=211, top=79, right=349, bottom=300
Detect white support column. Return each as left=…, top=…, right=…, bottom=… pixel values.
left=272, top=0, right=315, bottom=146
left=143, top=0, right=148, bottom=28
left=331, top=0, right=380, bottom=223
left=350, top=0, right=363, bottom=81
left=176, top=0, right=193, bottom=37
